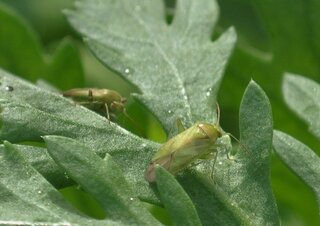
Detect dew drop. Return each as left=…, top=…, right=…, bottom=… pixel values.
left=168, top=110, right=173, bottom=114
left=206, top=88, right=212, bottom=97
left=5, top=85, right=13, bottom=91
left=218, top=161, right=223, bottom=165
left=130, top=197, right=134, bottom=201
left=124, top=68, right=130, bottom=74
left=37, top=190, right=42, bottom=194
left=141, top=143, right=147, bottom=148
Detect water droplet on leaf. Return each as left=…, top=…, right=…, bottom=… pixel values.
left=124, top=68, right=130, bottom=74
left=5, top=86, right=13, bottom=91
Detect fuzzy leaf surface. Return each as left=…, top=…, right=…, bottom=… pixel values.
left=155, top=166, right=202, bottom=226
left=0, top=142, right=123, bottom=226
left=282, top=73, right=320, bottom=139
left=66, top=0, right=236, bottom=136
left=44, top=135, right=161, bottom=225
left=0, top=69, right=159, bottom=200
left=273, top=130, right=320, bottom=214
left=177, top=81, right=279, bottom=225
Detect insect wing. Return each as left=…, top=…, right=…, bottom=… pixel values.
left=145, top=154, right=172, bottom=182
left=145, top=138, right=214, bottom=182
left=167, top=138, right=214, bottom=174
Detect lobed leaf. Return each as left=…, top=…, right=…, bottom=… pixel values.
left=282, top=73, right=320, bottom=139
left=155, top=166, right=202, bottom=226
left=66, top=0, right=236, bottom=137
left=44, top=135, right=161, bottom=226
left=273, top=130, right=320, bottom=214
left=178, top=81, right=279, bottom=225
left=0, top=141, right=122, bottom=225
left=0, top=69, right=160, bottom=201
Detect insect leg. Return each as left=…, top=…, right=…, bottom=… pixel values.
left=104, top=103, right=111, bottom=123
left=88, top=89, right=93, bottom=101
left=210, top=152, right=218, bottom=180
left=176, top=118, right=186, bottom=133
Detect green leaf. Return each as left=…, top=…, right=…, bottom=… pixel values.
left=178, top=81, right=279, bottom=225
left=66, top=0, right=236, bottom=137
left=282, top=73, right=320, bottom=139
left=155, top=166, right=202, bottom=226
left=216, top=2, right=320, bottom=224
left=0, top=1, right=279, bottom=225
left=10, top=144, right=69, bottom=188
left=0, top=69, right=160, bottom=201
left=0, top=4, right=84, bottom=90
left=0, top=141, right=122, bottom=225
left=44, top=135, right=161, bottom=226
left=273, top=130, right=320, bottom=214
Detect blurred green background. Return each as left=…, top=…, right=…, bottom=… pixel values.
left=0, top=0, right=319, bottom=225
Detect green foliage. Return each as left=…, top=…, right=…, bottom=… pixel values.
left=273, top=74, right=320, bottom=215
left=0, top=0, right=319, bottom=225
left=273, top=131, right=320, bottom=214
left=282, top=74, right=320, bottom=139
left=66, top=0, right=236, bottom=137
left=0, top=4, right=84, bottom=90
left=155, top=166, right=202, bottom=226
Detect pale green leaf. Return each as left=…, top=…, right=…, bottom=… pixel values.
left=0, top=141, right=122, bottom=226
left=44, top=135, right=161, bottom=226
left=66, top=0, right=236, bottom=137
left=273, top=130, right=320, bottom=214
left=178, top=81, right=279, bottom=225
left=0, top=69, right=159, bottom=201
left=155, top=166, right=202, bottom=226
left=282, top=73, right=320, bottom=139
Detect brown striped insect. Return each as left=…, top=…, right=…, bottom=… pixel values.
left=63, top=88, right=126, bottom=121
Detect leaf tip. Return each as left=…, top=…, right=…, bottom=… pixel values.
left=3, top=140, right=12, bottom=147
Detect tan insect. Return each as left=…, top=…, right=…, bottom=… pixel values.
left=63, top=88, right=126, bottom=121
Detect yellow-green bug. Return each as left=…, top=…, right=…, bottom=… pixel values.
left=63, top=88, right=126, bottom=121
left=145, top=105, right=235, bottom=182
left=145, top=121, right=228, bottom=182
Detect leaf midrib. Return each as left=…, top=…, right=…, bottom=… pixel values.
left=122, top=2, right=193, bottom=122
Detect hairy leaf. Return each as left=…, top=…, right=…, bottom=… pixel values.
left=273, top=130, right=320, bottom=214
left=0, top=69, right=159, bottom=200
left=156, top=166, right=202, bottom=226
left=282, top=73, right=320, bottom=139
left=178, top=81, right=279, bottom=225
left=66, top=0, right=236, bottom=137
left=44, top=135, right=161, bottom=225
left=0, top=141, right=122, bottom=225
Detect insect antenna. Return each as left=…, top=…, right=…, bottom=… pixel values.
left=226, top=132, right=250, bottom=155
left=214, top=103, right=250, bottom=154
left=215, top=102, right=220, bottom=125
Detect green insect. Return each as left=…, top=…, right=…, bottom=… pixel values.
left=145, top=106, right=234, bottom=183
left=63, top=88, right=127, bottom=121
